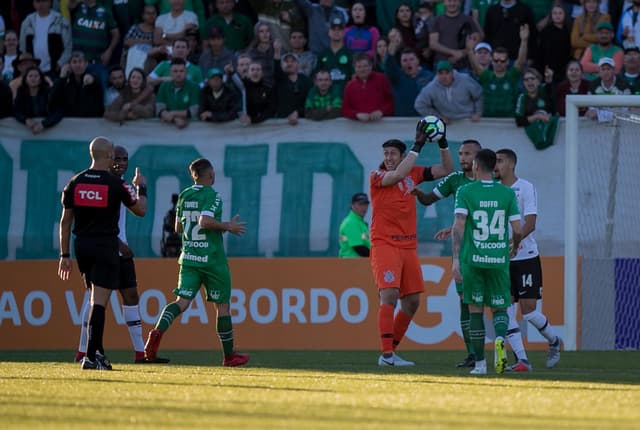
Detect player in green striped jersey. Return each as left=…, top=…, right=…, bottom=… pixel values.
left=144, top=158, right=250, bottom=367
left=452, top=149, right=522, bottom=375
left=413, top=139, right=480, bottom=368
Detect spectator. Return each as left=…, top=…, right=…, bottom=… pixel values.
left=315, top=15, right=353, bottom=94
left=305, top=69, right=342, bottom=120
left=484, top=0, right=537, bottom=62
left=160, top=193, right=181, bottom=258
left=156, top=57, right=201, bottom=128
left=206, top=0, right=254, bottom=52
left=294, top=0, right=349, bottom=54
left=68, top=0, right=120, bottom=85
left=515, top=67, right=558, bottom=149
left=470, top=41, right=493, bottom=76
left=342, top=52, right=394, bottom=121
left=430, top=0, right=482, bottom=71
left=198, top=67, right=241, bottom=122
left=375, top=0, right=420, bottom=35
left=227, top=52, right=251, bottom=112
left=105, top=65, right=126, bottom=107
left=392, top=2, right=418, bottom=49
left=617, top=0, right=640, bottom=49
left=9, top=52, right=54, bottom=98
left=338, top=192, right=370, bottom=258
left=123, top=4, right=157, bottom=75
left=185, top=27, right=202, bottom=64
left=0, top=3, right=34, bottom=35
left=472, top=0, right=500, bottom=28
left=288, top=28, right=316, bottom=77
left=149, top=38, right=203, bottom=87
left=0, top=78, right=12, bottom=118
left=13, top=66, right=62, bottom=133
left=19, top=0, right=72, bottom=79
left=571, top=0, right=610, bottom=59
left=50, top=51, right=104, bottom=117
left=468, top=26, right=529, bottom=117
left=148, top=0, right=207, bottom=39
left=2, top=30, right=19, bottom=81
left=374, top=36, right=388, bottom=72
left=240, top=60, right=276, bottom=124
left=586, top=56, right=631, bottom=119
left=414, top=1, right=436, bottom=41
left=274, top=50, right=313, bottom=124
left=344, top=2, right=380, bottom=57
left=247, top=21, right=277, bottom=87
left=580, top=21, right=623, bottom=79
left=619, top=45, right=640, bottom=92
left=153, top=0, right=198, bottom=48
left=384, top=44, right=433, bottom=116
left=198, top=25, right=234, bottom=78
left=108, top=0, right=145, bottom=40
left=104, top=67, right=156, bottom=122
left=538, top=4, right=571, bottom=82
left=249, top=0, right=304, bottom=52
left=555, top=59, right=590, bottom=116
left=414, top=60, right=483, bottom=123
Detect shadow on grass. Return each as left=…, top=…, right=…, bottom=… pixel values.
left=1, top=350, right=639, bottom=385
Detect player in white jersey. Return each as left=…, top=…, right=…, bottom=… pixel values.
left=494, top=149, right=562, bottom=370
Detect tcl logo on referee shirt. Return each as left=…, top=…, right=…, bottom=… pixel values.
left=74, top=184, right=109, bottom=207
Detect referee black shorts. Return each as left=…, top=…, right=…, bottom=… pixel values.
left=509, top=255, right=543, bottom=302
left=118, top=256, right=138, bottom=290
left=75, top=236, right=120, bottom=290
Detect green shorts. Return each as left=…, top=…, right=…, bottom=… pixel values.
left=174, top=255, right=231, bottom=303
left=455, top=281, right=463, bottom=295
left=461, top=264, right=510, bottom=309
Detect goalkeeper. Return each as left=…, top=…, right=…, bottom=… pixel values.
left=369, top=118, right=454, bottom=366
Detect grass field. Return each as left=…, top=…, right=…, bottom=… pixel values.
left=1, top=350, right=639, bottom=429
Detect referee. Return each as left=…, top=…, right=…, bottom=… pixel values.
left=58, top=137, right=147, bottom=370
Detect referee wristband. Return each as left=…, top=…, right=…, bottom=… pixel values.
left=137, top=185, right=147, bottom=197
left=60, top=253, right=70, bottom=258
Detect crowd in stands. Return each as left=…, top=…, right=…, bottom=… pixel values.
left=0, top=0, right=638, bottom=135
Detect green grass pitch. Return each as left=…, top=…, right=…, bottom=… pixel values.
left=1, top=350, right=639, bottom=429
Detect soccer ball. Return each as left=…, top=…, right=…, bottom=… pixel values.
left=419, top=115, right=446, bottom=142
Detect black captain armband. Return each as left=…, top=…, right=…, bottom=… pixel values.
left=137, top=185, right=147, bottom=197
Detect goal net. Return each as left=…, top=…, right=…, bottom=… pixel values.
left=565, top=95, right=640, bottom=351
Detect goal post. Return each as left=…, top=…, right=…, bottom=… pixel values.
left=564, top=95, right=640, bottom=351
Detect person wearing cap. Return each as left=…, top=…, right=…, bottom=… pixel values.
left=619, top=45, right=640, bottom=92
left=471, top=42, right=493, bottom=73
left=570, top=0, right=610, bottom=59
left=9, top=52, right=56, bottom=98
left=314, top=15, right=353, bottom=94
left=414, top=59, right=483, bottom=123
left=274, top=44, right=313, bottom=125
left=19, top=0, right=72, bottom=78
left=294, top=0, right=349, bottom=54
left=50, top=51, right=105, bottom=117
left=586, top=57, right=631, bottom=120
left=206, top=0, right=254, bottom=52
left=156, top=57, right=201, bottom=128
left=429, top=0, right=481, bottom=71
left=338, top=192, right=371, bottom=258
left=580, top=21, right=623, bottom=80
left=198, top=25, right=234, bottom=80
left=467, top=26, right=529, bottom=118
left=369, top=120, right=454, bottom=366
left=198, top=67, right=241, bottom=122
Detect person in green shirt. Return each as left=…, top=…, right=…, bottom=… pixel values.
left=156, top=58, right=201, bottom=128
left=339, top=192, right=371, bottom=258
left=149, top=38, right=203, bottom=87
left=305, top=69, right=342, bottom=120
left=412, top=139, right=480, bottom=368
left=144, top=157, right=250, bottom=367
left=206, top=0, right=254, bottom=52
left=452, top=148, right=522, bottom=375
left=467, top=24, right=529, bottom=118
